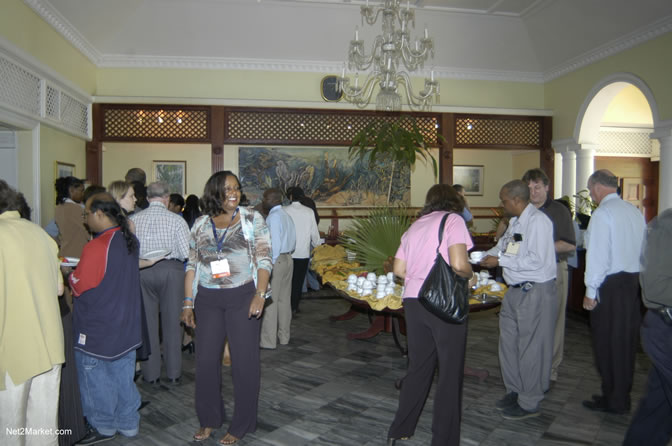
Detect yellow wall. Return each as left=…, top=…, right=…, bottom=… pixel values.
left=512, top=151, right=541, bottom=181
left=545, top=32, right=672, bottom=140
left=17, top=129, right=36, bottom=212
left=102, top=142, right=212, bottom=197
left=0, top=0, right=97, bottom=94
left=602, top=84, right=653, bottom=125
left=96, top=68, right=546, bottom=110
left=40, top=126, right=87, bottom=224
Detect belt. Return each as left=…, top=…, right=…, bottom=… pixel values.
left=510, top=281, right=535, bottom=288
left=655, top=307, right=672, bottom=326
left=279, top=252, right=292, bottom=256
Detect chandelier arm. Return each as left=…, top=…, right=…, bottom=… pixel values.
left=341, top=74, right=379, bottom=106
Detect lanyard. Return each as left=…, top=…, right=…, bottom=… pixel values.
left=211, top=207, right=239, bottom=253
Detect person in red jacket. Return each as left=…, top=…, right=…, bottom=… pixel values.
left=69, top=193, right=143, bottom=445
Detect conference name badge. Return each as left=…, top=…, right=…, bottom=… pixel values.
left=211, top=258, right=231, bottom=278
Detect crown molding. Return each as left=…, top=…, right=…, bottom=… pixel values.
left=23, top=0, right=102, bottom=64
left=543, top=15, right=672, bottom=82
left=97, top=55, right=545, bottom=83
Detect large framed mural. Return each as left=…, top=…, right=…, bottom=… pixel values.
left=238, top=147, right=410, bottom=206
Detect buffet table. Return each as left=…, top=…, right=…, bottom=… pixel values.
left=327, top=281, right=505, bottom=382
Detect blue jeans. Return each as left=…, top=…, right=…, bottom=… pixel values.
left=75, top=350, right=140, bottom=436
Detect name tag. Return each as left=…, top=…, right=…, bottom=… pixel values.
left=78, top=333, right=86, bottom=345
left=505, top=241, right=521, bottom=256
left=211, top=258, right=231, bottom=278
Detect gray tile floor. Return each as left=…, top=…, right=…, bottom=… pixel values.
left=107, top=292, right=661, bottom=446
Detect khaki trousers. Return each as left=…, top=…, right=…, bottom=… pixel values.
left=551, top=260, right=568, bottom=381
left=260, top=254, right=294, bottom=348
left=0, top=365, right=62, bottom=446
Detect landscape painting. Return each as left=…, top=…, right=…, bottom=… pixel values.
left=238, top=147, right=410, bottom=206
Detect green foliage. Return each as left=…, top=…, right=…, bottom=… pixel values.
left=348, top=116, right=439, bottom=179
left=339, top=207, right=412, bottom=274
left=571, top=189, right=597, bottom=215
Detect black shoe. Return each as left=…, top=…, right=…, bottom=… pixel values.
left=182, top=341, right=195, bottom=354
left=495, top=392, right=518, bottom=410
left=75, top=428, right=116, bottom=445
left=387, top=436, right=410, bottom=445
left=583, top=397, right=628, bottom=414
left=501, top=402, right=540, bottom=420
left=139, top=400, right=150, bottom=410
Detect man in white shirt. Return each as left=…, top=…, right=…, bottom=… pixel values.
left=481, top=180, right=557, bottom=420
left=131, top=182, right=190, bottom=386
left=283, top=188, right=321, bottom=315
left=581, top=170, right=645, bottom=414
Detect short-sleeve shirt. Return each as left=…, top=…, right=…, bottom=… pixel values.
left=539, top=197, right=576, bottom=261
left=396, top=211, right=473, bottom=298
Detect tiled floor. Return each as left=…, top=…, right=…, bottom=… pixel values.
left=104, top=291, right=661, bottom=446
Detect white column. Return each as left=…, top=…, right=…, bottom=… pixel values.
left=652, top=125, right=672, bottom=213
left=562, top=150, right=576, bottom=200
left=554, top=151, right=563, bottom=198
left=575, top=147, right=595, bottom=193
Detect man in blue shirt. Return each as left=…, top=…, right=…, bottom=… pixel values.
left=260, top=188, right=296, bottom=349
left=582, top=170, right=645, bottom=414
left=453, top=184, right=474, bottom=229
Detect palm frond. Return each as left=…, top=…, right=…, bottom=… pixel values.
left=339, top=207, right=412, bottom=274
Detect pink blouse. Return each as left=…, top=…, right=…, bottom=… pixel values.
left=395, top=211, right=473, bottom=298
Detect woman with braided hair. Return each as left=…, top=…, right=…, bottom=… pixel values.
left=68, top=192, right=144, bottom=444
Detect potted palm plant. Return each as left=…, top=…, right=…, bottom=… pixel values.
left=348, top=116, right=439, bottom=204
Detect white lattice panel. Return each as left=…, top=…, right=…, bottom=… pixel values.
left=0, top=55, right=41, bottom=115
left=60, top=92, right=89, bottom=136
left=597, top=130, right=653, bottom=156
left=45, top=84, right=60, bottom=120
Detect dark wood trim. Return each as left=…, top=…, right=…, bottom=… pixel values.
left=439, top=113, right=454, bottom=185
left=211, top=106, right=225, bottom=173
left=86, top=103, right=103, bottom=186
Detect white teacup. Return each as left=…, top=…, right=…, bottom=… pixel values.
left=479, top=271, right=490, bottom=279
left=490, top=283, right=502, bottom=292
left=347, top=274, right=358, bottom=284
left=387, top=272, right=395, bottom=282
left=366, top=272, right=377, bottom=283
left=470, top=251, right=484, bottom=262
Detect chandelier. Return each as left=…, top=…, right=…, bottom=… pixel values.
left=337, top=0, right=440, bottom=112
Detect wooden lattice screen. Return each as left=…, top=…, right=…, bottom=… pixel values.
left=224, top=109, right=440, bottom=146
left=454, top=114, right=543, bottom=148
left=102, top=106, right=210, bottom=142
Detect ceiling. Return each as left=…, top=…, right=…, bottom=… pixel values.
left=23, top=0, right=672, bottom=82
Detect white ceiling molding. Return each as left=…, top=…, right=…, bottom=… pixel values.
left=23, top=0, right=102, bottom=64
left=543, top=15, right=672, bottom=82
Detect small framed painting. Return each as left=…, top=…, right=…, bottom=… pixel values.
left=55, top=161, right=75, bottom=178
left=153, top=160, right=186, bottom=195
left=453, top=165, right=484, bottom=196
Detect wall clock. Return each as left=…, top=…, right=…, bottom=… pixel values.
left=320, top=75, right=344, bottom=102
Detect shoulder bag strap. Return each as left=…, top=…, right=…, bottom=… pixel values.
left=435, top=212, right=450, bottom=255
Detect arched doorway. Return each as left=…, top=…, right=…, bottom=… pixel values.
left=574, top=73, right=660, bottom=220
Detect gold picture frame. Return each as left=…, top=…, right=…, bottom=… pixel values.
left=55, top=161, right=76, bottom=179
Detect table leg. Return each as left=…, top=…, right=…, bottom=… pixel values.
left=329, top=304, right=361, bottom=321
left=347, top=314, right=400, bottom=339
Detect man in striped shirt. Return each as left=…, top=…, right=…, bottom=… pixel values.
left=131, top=182, right=190, bottom=386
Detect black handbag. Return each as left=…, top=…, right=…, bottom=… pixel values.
left=417, top=213, right=470, bottom=324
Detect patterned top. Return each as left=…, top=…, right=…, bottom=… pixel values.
left=130, top=201, right=190, bottom=260
left=187, top=206, right=272, bottom=297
